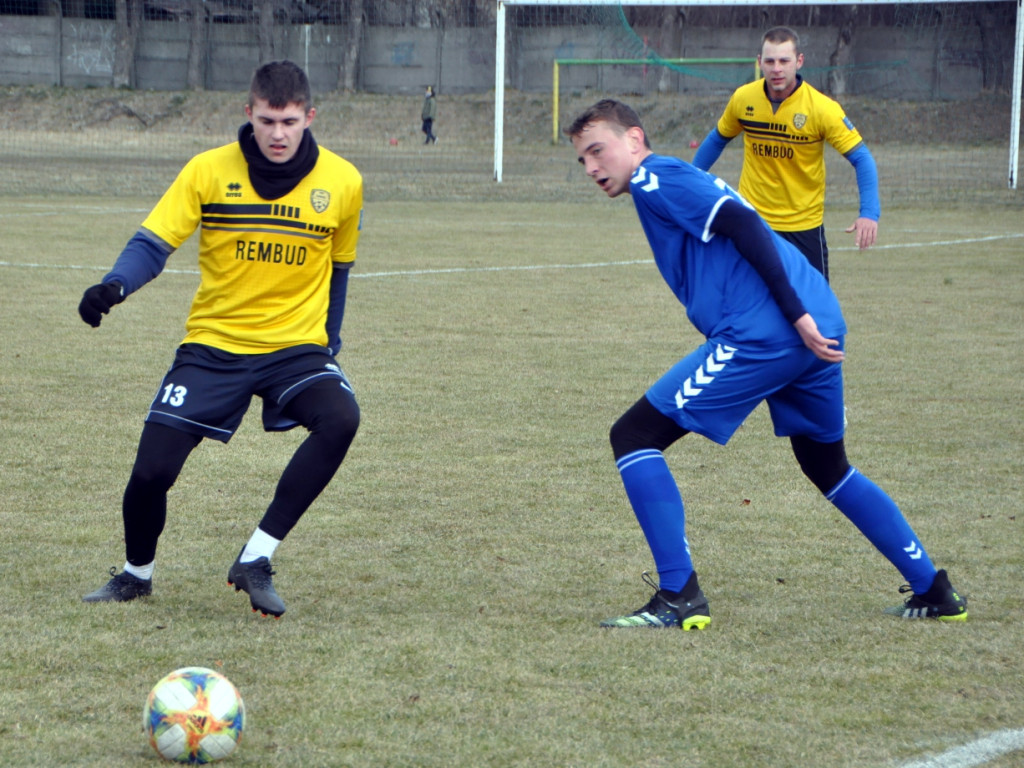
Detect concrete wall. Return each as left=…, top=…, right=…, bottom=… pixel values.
left=0, top=13, right=992, bottom=99
left=0, top=15, right=496, bottom=94
left=0, top=15, right=63, bottom=85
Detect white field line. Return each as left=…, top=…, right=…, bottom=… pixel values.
left=899, top=728, right=1024, bottom=768
left=0, top=207, right=152, bottom=217
left=2, top=233, right=1022, bottom=279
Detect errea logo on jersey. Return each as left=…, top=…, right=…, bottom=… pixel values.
left=226, top=182, right=242, bottom=198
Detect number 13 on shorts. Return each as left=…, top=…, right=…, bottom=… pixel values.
left=161, top=383, right=188, bottom=407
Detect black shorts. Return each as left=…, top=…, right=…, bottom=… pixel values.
left=145, top=343, right=354, bottom=442
left=775, top=225, right=830, bottom=282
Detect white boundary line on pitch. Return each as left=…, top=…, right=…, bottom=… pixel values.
left=899, top=728, right=1024, bottom=768
left=1, top=233, right=1022, bottom=279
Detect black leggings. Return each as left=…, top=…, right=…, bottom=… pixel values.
left=609, top=395, right=850, bottom=495
left=123, top=379, right=359, bottom=565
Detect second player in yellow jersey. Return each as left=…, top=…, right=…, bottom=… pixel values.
left=693, top=26, right=880, bottom=282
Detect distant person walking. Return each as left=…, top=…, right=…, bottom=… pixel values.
left=421, top=85, right=438, bottom=145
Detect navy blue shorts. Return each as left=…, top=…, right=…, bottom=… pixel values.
left=776, top=225, right=829, bottom=281
left=645, top=337, right=845, bottom=446
left=145, top=343, right=354, bottom=442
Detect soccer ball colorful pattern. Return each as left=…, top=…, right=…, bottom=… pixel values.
left=143, top=667, right=245, bottom=763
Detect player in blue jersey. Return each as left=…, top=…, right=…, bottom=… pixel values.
left=565, top=99, right=966, bottom=628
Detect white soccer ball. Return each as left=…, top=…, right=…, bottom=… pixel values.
left=143, top=667, right=245, bottom=763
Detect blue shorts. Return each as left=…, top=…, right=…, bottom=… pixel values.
left=645, top=338, right=845, bottom=446
left=146, top=343, right=354, bottom=442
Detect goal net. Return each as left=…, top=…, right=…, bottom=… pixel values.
left=494, top=0, right=1024, bottom=206
left=0, top=0, right=1019, bottom=205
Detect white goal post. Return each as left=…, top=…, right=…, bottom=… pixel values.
left=493, top=0, right=1024, bottom=189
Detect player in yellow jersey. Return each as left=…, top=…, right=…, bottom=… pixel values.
left=79, top=61, right=363, bottom=618
left=693, top=27, right=880, bottom=282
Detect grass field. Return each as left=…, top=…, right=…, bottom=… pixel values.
left=1, top=195, right=1022, bottom=767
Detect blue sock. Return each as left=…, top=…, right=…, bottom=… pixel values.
left=826, top=467, right=936, bottom=593
left=616, top=449, right=693, bottom=593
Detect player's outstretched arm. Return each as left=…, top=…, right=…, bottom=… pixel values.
left=691, top=129, right=731, bottom=171
left=845, top=217, right=878, bottom=249
left=78, top=282, right=124, bottom=327
left=793, top=313, right=845, bottom=363
left=78, top=230, right=173, bottom=327
left=845, top=145, right=880, bottom=250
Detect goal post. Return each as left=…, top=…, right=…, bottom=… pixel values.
left=1011, top=0, right=1024, bottom=187
left=494, top=0, right=1024, bottom=192
left=552, top=57, right=759, bottom=144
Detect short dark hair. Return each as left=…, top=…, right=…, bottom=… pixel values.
left=248, top=60, right=312, bottom=111
left=762, top=26, right=800, bottom=53
left=563, top=99, right=651, bottom=149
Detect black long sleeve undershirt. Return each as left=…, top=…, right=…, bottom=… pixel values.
left=710, top=199, right=807, bottom=324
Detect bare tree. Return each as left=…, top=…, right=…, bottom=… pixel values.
left=340, top=0, right=365, bottom=91
left=827, top=5, right=858, bottom=97
left=412, top=0, right=431, bottom=29
left=186, top=0, right=206, bottom=89
left=654, top=6, right=683, bottom=94
left=112, top=0, right=142, bottom=88
left=257, top=0, right=276, bottom=63
left=470, top=0, right=495, bottom=26
left=974, top=2, right=1008, bottom=91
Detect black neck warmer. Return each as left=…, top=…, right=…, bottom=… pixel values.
left=237, top=122, right=319, bottom=200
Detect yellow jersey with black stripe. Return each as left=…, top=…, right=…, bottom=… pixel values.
left=139, top=142, right=362, bottom=354
left=716, top=78, right=864, bottom=231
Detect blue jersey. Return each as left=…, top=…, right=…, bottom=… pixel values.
left=630, top=154, right=846, bottom=349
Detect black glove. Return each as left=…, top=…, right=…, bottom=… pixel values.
left=78, top=282, right=124, bottom=327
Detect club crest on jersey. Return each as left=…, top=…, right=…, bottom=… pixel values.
left=311, top=189, right=330, bottom=213
left=793, top=113, right=807, bottom=129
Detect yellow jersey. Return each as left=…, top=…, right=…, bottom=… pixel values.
left=716, top=78, right=864, bottom=231
left=140, top=141, right=363, bottom=354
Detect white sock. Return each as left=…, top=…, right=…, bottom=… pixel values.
left=124, top=561, right=154, bottom=581
left=240, top=528, right=281, bottom=564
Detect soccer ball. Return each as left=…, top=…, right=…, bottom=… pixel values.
left=143, top=667, right=245, bottom=763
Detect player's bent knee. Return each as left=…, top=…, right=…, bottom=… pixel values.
left=312, top=402, right=360, bottom=450
left=296, top=388, right=360, bottom=457
left=610, top=396, right=686, bottom=460
left=791, top=435, right=850, bottom=494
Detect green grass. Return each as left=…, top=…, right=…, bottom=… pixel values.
left=1, top=198, right=1022, bottom=767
